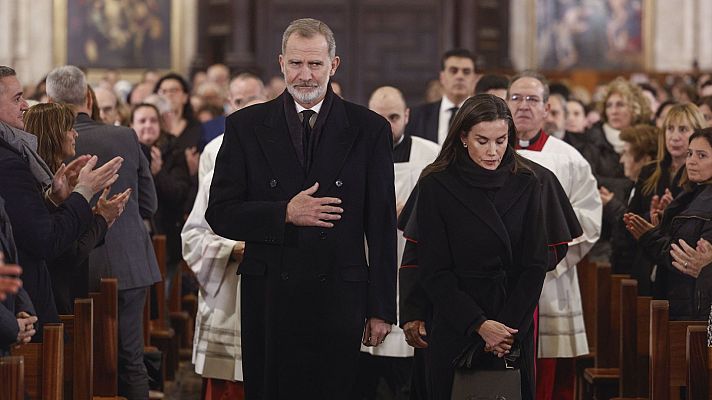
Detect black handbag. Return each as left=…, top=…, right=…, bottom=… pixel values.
left=450, top=345, right=522, bottom=400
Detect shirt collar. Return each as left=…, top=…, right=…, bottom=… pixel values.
left=295, top=99, right=324, bottom=114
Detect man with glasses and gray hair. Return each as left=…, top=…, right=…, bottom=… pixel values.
left=507, top=71, right=602, bottom=400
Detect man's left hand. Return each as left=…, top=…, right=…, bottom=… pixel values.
left=362, top=317, right=391, bottom=347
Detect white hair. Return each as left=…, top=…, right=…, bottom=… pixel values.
left=46, top=65, right=87, bottom=105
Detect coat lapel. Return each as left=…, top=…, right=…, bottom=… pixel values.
left=254, top=98, right=305, bottom=197
left=305, top=97, right=359, bottom=190
left=434, top=171, right=513, bottom=263
left=494, top=172, right=533, bottom=217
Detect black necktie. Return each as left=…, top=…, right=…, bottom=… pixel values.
left=448, top=106, right=459, bottom=128
left=300, top=110, right=316, bottom=167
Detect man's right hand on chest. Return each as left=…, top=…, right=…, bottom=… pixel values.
left=286, top=182, right=343, bottom=228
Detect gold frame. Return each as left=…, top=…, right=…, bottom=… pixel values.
left=529, top=0, right=654, bottom=71
left=52, top=0, right=183, bottom=76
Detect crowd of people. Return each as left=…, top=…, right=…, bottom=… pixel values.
left=1, top=16, right=712, bottom=400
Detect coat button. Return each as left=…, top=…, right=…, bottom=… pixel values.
left=335, top=179, right=343, bottom=187
left=281, top=272, right=289, bottom=281
left=269, top=179, right=278, bottom=188
left=319, top=231, right=327, bottom=239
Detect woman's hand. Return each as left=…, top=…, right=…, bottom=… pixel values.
left=150, top=146, right=163, bottom=176
left=649, top=189, right=673, bottom=219
left=623, top=212, right=656, bottom=240
left=670, top=238, right=712, bottom=278
left=599, top=186, right=614, bottom=206
left=94, top=187, right=132, bottom=228
left=403, top=320, right=429, bottom=348
left=476, top=320, right=518, bottom=357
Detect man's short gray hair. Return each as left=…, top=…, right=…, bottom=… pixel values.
left=509, top=70, right=550, bottom=102
left=281, top=18, right=336, bottom=59
left=0, top=66, right=17, bottom=96
left=46, top=65, right=88, bottom=105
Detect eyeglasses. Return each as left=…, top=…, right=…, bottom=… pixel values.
left=158, top=87, right=183, bottom=95
left=508, top=94, right=542, bottom=104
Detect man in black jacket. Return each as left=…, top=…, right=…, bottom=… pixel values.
left=405, top=49, right=477, bottom=144
left=206, top=18, right=397, bottom=399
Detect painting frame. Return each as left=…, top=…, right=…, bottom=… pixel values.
left=530, top=0, right=654, bottom=71
left=52, top=0, right=184, bottom=73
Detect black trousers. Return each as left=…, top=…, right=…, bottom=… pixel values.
left=118, top=286, right=149, bottom=400
left=351, top=352, right=413, bottom=400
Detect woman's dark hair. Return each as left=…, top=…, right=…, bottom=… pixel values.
left=154, top=72, right=194, bottom=122
left=421, top=94, right=530, bottom=178
left=655, top=99, right=677, bottom=121
left=684, top=127, right=712, bottom=187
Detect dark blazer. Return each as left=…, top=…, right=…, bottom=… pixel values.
left=581, top=122, right=633, bottom=200
left=0, top=196, right=36, bottom=354
left=416, top=166, right=547, bottom=400
left=406, top=101, right=440, bottom=143
left=206, top=90, right=397, bottom=399
left=0, top=138, right=92, bottom=339
left=73, top=113, right=161, bottom=291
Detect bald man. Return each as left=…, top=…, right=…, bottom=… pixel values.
left=352, top=86, right=438, bottom=400
left=199, top=73, right=267, bottom=151
left=94, top=87, right=121, bottom=126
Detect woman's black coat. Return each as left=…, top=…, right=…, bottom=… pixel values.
left=416, top=165, right=548, bottom=400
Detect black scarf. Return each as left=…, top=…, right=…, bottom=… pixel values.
left=454, top=146, right=515, bottom=190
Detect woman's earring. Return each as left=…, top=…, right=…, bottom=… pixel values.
left=462, top=142, right=467, bottom=148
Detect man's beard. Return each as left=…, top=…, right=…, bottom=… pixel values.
left=287, top=80, right=328, bottom=105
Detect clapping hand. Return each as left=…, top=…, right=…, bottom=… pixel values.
left=670, top=238, right=712, bottom=278
left=649, top=189, right=673, bottom=220
left=94, top=187, right=132, bottom=227
left=623, top=212, right=656, bottom=240
left=49, top=155, right=91, bottom=204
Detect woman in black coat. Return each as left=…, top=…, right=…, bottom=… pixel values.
left=625, top=127, right=712, bottom=320
left=417, top=94, right=548, bottom=400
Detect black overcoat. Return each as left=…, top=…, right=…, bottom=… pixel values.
left=206, top=90, right=397, bottom=399
left=416, top=166, right=548, bottom=400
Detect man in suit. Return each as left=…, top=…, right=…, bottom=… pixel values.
left=405, top=49, right=477, bottom=144
left=46, top=65, right=161, bottom=400
left=206, top=18, right=397, bottom=399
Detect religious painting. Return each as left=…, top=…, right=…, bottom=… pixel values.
left=60, top=0, right=172, bottom=68
left=536, top=0, right=650, bottom=70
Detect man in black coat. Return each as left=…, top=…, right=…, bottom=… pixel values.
left=405, top=49, right=477, bottom=144
left=0, top=67, right=121, bottom=342
left=206, top=18, right=397, bottom=399
left=46, top=65, right=161, bottom=400
left=0, top=196, right=37, bottom=355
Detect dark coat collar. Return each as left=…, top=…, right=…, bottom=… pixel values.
left=432, top=167, right=534, bottom=265
left=255, top=90, right=360, bottom=197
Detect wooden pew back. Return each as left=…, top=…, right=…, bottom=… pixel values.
left=60, top=298, right=94, bottom=400
left=686, top=325, right=709, bottom=400
left=0, top=355, right=24, bottom=400
left=90, top=278, right=119, bottom=397
left=10, top=323, right=64, bottom=399
left=649, top=300, right=706, bottom=400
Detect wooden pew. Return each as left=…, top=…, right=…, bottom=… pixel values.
left=90, top=279, right=119, bottom=398
left=685, top=325, right=708, bottom=400
left=149, top=234, right=178, bottom=381
left=0, top=355, right=24, bottom=400
left=611, top=280, right=652, bottom=400
left=59, top=298, right=94, bottom=400
left=575, top=256, right=598, bottom=400
left=649, top=300, right=706, bottom=400
left=10, top=323, right=64, bottom=399
left=168, top=260, right=194, bottom=360
left=582, top=268, right=629, bottom=400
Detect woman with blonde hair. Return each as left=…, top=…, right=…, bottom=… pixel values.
left=23, top=103, right=130, bottom=313
left=626, top=128, right=712, bottom=319
left=584, top=77, right=652, bottom=199
left=626, top=103, right=706, bottom=295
